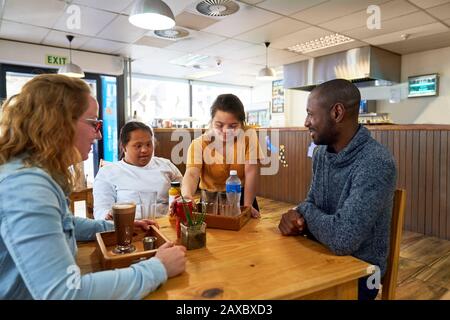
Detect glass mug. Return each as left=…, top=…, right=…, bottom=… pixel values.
left=138, top=191, right=158, bottom=220
left=112, top=202, right=136, bottom=254
left=200, top=190, right=218, bottom=215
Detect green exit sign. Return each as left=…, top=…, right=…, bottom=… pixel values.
left=45, top=54, right=68, bottom=66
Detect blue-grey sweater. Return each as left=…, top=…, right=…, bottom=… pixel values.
left=298, top=126, right=397, bottom=275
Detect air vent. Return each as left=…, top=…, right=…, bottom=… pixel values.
left=196, top=0, right=239, bottom=17
left=154, top=27, right=190, bottom=40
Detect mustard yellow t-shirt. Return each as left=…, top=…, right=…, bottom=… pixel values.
left=186, top=128, right=264, bottom=192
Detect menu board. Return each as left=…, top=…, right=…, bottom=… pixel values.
left=408, top=74, right=439, bottom=98
left=272, top=80, right=285, bottom=113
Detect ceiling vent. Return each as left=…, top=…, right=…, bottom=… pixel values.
left=154, top=27, right=190, bottom=40
left=196, top=0, right=239, bottom=17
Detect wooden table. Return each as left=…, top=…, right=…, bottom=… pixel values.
left=77, top=202, right=372, bottom=300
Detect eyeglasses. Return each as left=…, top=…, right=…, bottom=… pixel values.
left=84, top=118, right=103, bottom=133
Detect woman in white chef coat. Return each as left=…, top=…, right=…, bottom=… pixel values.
left=93, top=121, right=182, bottom=220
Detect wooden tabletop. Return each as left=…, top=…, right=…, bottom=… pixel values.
left=77, top=200, right=371, bottom=300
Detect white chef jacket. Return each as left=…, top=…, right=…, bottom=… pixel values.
left=93, top=157, right=182, bottom=220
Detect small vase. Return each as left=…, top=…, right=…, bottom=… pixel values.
left=180, top=222, right=206, bottom=250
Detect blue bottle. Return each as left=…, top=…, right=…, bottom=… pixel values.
left=226, top=170, right=241, bottom=216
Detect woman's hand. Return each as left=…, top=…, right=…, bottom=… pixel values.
left=134, top=219, right=159, bottom=231
left=155, top=242, right=187, bottom=278
left=169, top=194, right=195, bottom=212
left=250, top=206, right=260, bottom=218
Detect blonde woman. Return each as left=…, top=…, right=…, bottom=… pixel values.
left=0, top=74, right=186, bottom=299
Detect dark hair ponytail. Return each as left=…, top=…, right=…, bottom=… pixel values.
left=210, top=94, right=246, bottom=126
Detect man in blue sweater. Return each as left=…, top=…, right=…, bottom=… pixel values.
left=279, top=79, right=397, bottom=300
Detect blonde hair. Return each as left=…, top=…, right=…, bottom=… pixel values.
left=0, top=74, right=91, bottom=193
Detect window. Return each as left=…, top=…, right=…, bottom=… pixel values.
left=131, top=74, right=190, bottom=126
left=191, top=82, right=252, bottom=127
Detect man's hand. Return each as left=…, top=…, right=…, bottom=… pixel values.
left=278, top=209, right=306, bottom=236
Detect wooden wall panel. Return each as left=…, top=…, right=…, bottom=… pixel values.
left=154, top=126, right=450, bottom=240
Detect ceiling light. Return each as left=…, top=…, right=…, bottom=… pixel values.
left=287, top=33, right=355, bottom=54
left=129, top=0, right=175, bottom=30
left=257, top=42, right=276, bottom=81
left=58, top=35, right=85, bottom=78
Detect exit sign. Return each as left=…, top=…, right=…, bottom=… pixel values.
left=45, top=54, right=68, bottom=66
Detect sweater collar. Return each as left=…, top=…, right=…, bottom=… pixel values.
left=324, top=125, right=371, bottom=166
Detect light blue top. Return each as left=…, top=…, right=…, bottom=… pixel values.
left=0, top=157, right=167, bottom=299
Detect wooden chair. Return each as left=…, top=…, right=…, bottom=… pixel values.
left=69, top=187, right=94, bottom=219
left=381, top=189, right=406, bottom=300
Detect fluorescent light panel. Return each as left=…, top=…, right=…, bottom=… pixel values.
left=287, top=33, right=355, bottom=54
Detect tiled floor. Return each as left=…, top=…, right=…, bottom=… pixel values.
left=396, top=231, right=450, bottom=300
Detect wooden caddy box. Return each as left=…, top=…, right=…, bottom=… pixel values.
left=95, top=225, right=169, bottom=270
left=195, top=204, right=251, bottom=231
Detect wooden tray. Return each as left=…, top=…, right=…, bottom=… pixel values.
left=195, top=204, right=251, bottom=231
left=95, top=225, right=169, bottom=270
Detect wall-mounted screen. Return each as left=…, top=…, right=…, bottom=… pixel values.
left=408, top=74, right=439, bottom=98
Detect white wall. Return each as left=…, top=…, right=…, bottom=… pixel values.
left=284, top=89, right=309, bottom=127
left=377, top=46, right=450, bottom=124
left=250, top=83, right=310, bottom=127
left=0, top=39, right=124, bottom=75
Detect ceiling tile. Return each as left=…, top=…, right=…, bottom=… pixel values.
left=175, top=11, right=218, bottom=31
left=116, top=45, right=185, bottom=61
left=165, top=31, right=225, bottom=52
left=319, top=0, right=418, bottom=33
left=255, top=0, right=328, bottom=15
left=379, top=30, right=450, bottom=54
left=235, top=17, right=310, bottom=44
left=202, top=2, right=280, bottom=38
left=225, top=43, right=266, bottom=61
left=242, top=48, right=308, bottom=67
left=270, top=26, right=331, bottom=50
left=0, top=20, right=49, bottom=44
left=42, top=30, right=90, bottom=49
left=345, top=12, right=437, bottom=40
left=3, top=0, right=66, bottom=28
left=71, top=0, right=134, bottom=13
left=292, top=0, right=389, bottom=25
left=219, top=60, right=264, bottom=76
left=197, top=39, right=254, bottom=57
left=134, top=35, right=175, bottom=48
left=427, top=3, right=450, bottom=20
left=363, top=22, right=449, bottom=46
left=52, top=5, right=116, bottom=37
left=408, top=0, right=450, bottom=9
left=239, top=0, right=266, bottom=5
left=97, top=15, right=146, bottom=43
left=163, top=0, right=199, bottom=16
left=80, top=38, right=125, bottom=54
left=132, top=59, right=188, bottom=78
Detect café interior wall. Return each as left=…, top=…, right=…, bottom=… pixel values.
left=0, top=39, right=124, bottom=76
left=376, top=45, right=450, bottom=125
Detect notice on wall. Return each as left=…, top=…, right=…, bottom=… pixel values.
left=272, top=80, right=285, bottom=113
left=45, top=54, right=68, bottom=66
